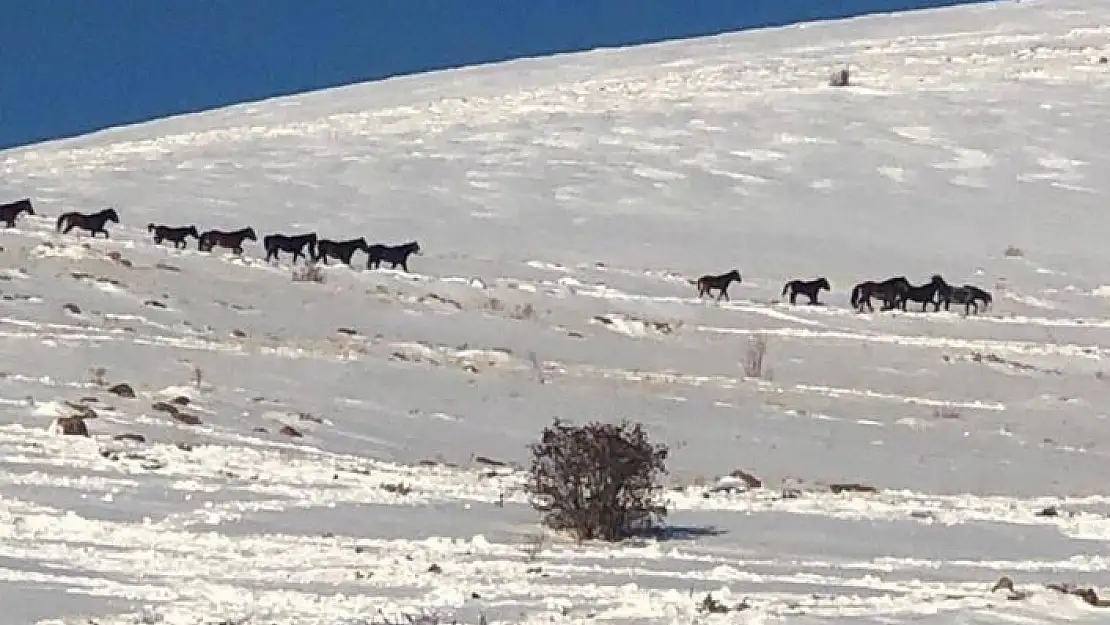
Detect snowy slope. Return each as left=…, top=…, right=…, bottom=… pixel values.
left=2, top=0, right=1110, bottom=623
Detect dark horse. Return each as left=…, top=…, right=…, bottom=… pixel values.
left=56, top=207, right=119, bottom=238
left=198, top=227, right=257, bottom=254
left=366, top=240, right=421, bottom=272
left=693, top=269, right=742, bottom=302
left=896, top=274, right=948, bottom=312
left=850, top=276, right=910, bottom=312
left=148, top=223, right=199, bottom=249
left=782, top=277, right=831, bottom=305
left=314, top=237, right=370, bottom=265
left=263, top=232, right=318, bottom=264
left=0, top=198, right=35, bottom=228
left=939, top=283, right=993, bottom=315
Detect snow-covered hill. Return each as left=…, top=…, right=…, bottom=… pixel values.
left=3, top=0, right=1110, bottom=623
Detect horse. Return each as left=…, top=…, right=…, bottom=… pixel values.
left=263, top=232, right=318, bottom=264
left=940, top=283, right=992, bottom=315
left=148, top=223, right=199, bottom=249
left=314, top=237, right=370, bottom=265
left=56, top=207, right=119, bottom=238
left=0, top=198, right=34, bottom=227
left=692, top=269, right=742, bottom=302
left=198, top=227, right=257, bottom=254
left=895, top=274, right=948, bottom=312
left=850, top=276, right=910, bottom=312
left=366, top=240, right=421, bottom=272
left=782, top=277, right=831, bottom=305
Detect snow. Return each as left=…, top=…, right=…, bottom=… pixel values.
left=2, top=0, right=1110, bottom=622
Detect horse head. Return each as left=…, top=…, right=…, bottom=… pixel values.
left=817, top=277, right=831, bottom=290
left=728, top=269, right=742, bottom=282
left=104, top=208, right=120, bottom=222
left=245, top=227, right=258, bottom=241
left=187, top=226, right=200, bottom=238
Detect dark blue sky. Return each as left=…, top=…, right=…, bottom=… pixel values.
left=3, top=0, right=989, bottom=150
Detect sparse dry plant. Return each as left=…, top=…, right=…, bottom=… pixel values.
left=1003, top=245, right=1025, bottom=258
left=192, top=365, right=203, bottom=390
left=829, top=67, right=850, bottom=87
left=372, top=607, right=463, bottom=625
left=743, top=334, right=769, bottom=379
left=527, top=418, right=669, bottom=541
left=292, top=263, right=326, bottom=283
left=88, top=366, right=107, bottom=387
left=521, top=531, right=549, bottom=561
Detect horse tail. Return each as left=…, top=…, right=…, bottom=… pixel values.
left=55, top=214, right=68, bottom=232
left=849, top=284, right=861, bottom=308
left=781, top=282, right=791, bottom=297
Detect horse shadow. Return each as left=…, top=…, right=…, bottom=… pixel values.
left=629, top=523, right=729, bottom=542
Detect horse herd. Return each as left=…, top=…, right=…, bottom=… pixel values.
left=695, top=270, right=993, bottom=315
left=4, top=197, right=992, bottom=315
left=1, top=198, right=422, bottom=272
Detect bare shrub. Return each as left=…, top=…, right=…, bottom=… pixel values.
left=292, top=263, right=325, bottom=283
left=1003, top=245, right=1024, bottom=258
left=521, top=531, right=549, bottom=561
left=829, top=67, right=850, bottom=87
left=527, top=418, right=669, bottom=541
left=743, top=334, right=769, bottom=378
left=88, top=367, right=107, bottom=387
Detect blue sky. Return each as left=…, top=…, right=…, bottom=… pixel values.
left=3, top=0, right=989, bottom=150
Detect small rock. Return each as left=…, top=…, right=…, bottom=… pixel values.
left=279, top=424, right=303, bottom=437
left=427, top=564, right=442, bottom=574
left=62, top=303, right=82, bottom=315
left=170, top=395, right=191, bottom=406
left=107, top=382, right=136, bottom=398
left=172, top=412, right=202, bottom=426
left=729, top=468, right=762, bottom=489
left=113, top=433, right=146, bottom=443
left=143, top=299, right=167, bottom=309
left=1037, top=506, right=1059, bottom=517
left=231, top=329, right=247, bottom=338
left=151, top=401, right=180, bottom=416
left=53, top=416, right=89, bottom=436
left=298, top=412, right=323, bottom=424
left=829, top=482, right=878, bottom=494
left=252, top=426, right=268, bottom=433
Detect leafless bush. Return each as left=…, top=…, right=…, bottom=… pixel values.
left=521, top=531, right=549, bottom=561
left=829, top=67, right=850, bottom=87
left=292, top=263, right=326, bottom=283
left=88, top=366, right=107, bottom=387
left=743, top=334, right=769, bottom=378
left=527, top=418, right=669, bottom=541
left=371, top=607, right=466, bottom=625
left=1003, top=245, right=1024, bottom=258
